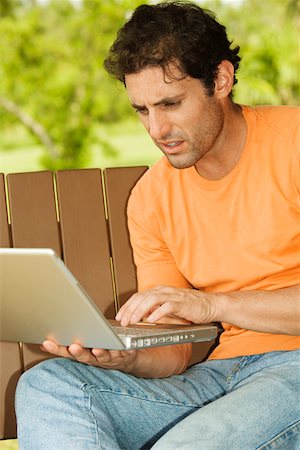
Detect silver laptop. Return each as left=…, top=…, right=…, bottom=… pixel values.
left=0, top=248, right=218, bottom=350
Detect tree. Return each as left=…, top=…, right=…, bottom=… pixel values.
left=202, top=0, right=300, bottom=105
left=0, top=0, right=299, bottom=169
left=0, top=0, right=144, bottom=168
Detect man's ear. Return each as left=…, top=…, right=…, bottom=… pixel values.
left=214, top=60, right=234, bottom=98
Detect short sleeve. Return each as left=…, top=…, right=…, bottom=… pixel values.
left=127, top=193, right=191, bottom=292
left=290, top=113, right=300, bottom=194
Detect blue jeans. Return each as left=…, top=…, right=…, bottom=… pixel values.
left=15, top=349, right=300, bottom=449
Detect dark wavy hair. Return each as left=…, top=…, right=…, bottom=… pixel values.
left=104, top=1, right=241, bottom=96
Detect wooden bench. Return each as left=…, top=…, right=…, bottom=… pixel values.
left=0, top=167, right=216, bottom=440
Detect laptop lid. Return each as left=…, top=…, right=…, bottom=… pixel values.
left=0, top=248, right=218, bottom=349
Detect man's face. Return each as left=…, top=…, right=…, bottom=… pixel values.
left=125, top=64, right=224, bottom=169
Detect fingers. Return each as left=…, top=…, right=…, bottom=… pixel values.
left=116, top=286, right=216, bottom=325
left=116, top=286, right=182, bottom=326
left=41, top=339, right=137, bottom=370
left=41, top=341, right=95, bottom=363
left=68, top=344, right=98, bottom=364
left=91, top=349, right=137, bottom=369
left=116, top=289, right=158, bottom=325
left=116, top=290, right=147, bottom=323
left=67, top=345, right=131, bottom=367
left=147, top=301, right=182, bottom=323
left=41, top=340, right=76, bottom=359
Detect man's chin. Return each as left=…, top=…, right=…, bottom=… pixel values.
left=165, top=154, right=197, bottom=170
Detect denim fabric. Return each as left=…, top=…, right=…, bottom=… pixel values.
left=15, top=349, right=300, bottom=449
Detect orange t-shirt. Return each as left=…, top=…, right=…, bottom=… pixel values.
left=127, top=105, right=300, bottom=359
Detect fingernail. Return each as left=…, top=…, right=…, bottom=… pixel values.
left=43, top=341, right=53, bottom=351
left=147, top=314, right=155, bottom=323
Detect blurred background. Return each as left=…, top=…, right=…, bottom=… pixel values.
left=0, top=0, right=299, bottom=174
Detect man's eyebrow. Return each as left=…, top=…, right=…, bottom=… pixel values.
left=131, top=103, right=146, bottom=111
left=131, top=95, right=184, bottom=110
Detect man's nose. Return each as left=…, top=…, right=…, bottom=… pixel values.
left=147, top=110, right=170, bottom=141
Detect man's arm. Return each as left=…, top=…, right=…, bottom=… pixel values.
left=41, top=339, right=192, bottom=378
left=214, top=284, right=300, bottom=335
left=116, top=284, right=300, bottom=335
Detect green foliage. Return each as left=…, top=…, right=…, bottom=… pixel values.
left=202, top=0, right=300, bottom=105
left=0, top=0, right=144, bottom=169
left=0, top=0, right=299, bottom=170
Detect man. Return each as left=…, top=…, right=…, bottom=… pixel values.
left=16, top=2, right=300, bottom=449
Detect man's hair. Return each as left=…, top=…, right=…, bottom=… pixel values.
left=104, top=1, right=241, bottom=95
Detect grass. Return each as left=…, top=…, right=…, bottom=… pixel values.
left=0, top=120, right=162, bottom=173
left=0, top=441, right=18, bottom=450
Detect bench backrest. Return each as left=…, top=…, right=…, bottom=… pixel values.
left=0, top=167, right=215, bottom=439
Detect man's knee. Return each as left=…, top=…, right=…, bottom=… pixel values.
left=16, top=357, right=76, bottom=406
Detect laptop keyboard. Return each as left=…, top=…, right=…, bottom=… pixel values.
left=111, top=325, right=168, bottom=337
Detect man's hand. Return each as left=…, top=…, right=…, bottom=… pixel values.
left=116, top=284, right=300, bottom=336
left=41, top=338, right=192, bottom=378
left=41, top=340, right=138, bottom=372
left=116, top=285, right=217, bottom=326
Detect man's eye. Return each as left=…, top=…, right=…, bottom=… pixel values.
left=135, top=108, right=148, bottom=115
left=164, top=102, right=180, bottom=109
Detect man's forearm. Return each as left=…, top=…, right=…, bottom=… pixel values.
left=215, top=284, right=300, bottom=335
left=118, top=284, right=300, bottom=337
left=126, top=343, right=192, bottom=378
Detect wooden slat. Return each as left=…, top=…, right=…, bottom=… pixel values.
left=7, top=171, right=61, bottom=255
left=56, top=169, right=115, bottom=318
left=7, top=171, right=62, bottom=375
left=104, top=166, right=148, bottom=309
left=0, top=175, right=21, bottom=439
left=22, top=344, right=55, bottom=371
left=0, top=174, right=11, bottom=247
left=0, top=342, right=22, bottom=439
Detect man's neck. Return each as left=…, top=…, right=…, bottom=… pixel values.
left=195, top=102, right=247, bottom=181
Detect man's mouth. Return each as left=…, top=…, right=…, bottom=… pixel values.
left=160, top=140, right=184, bottom=154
